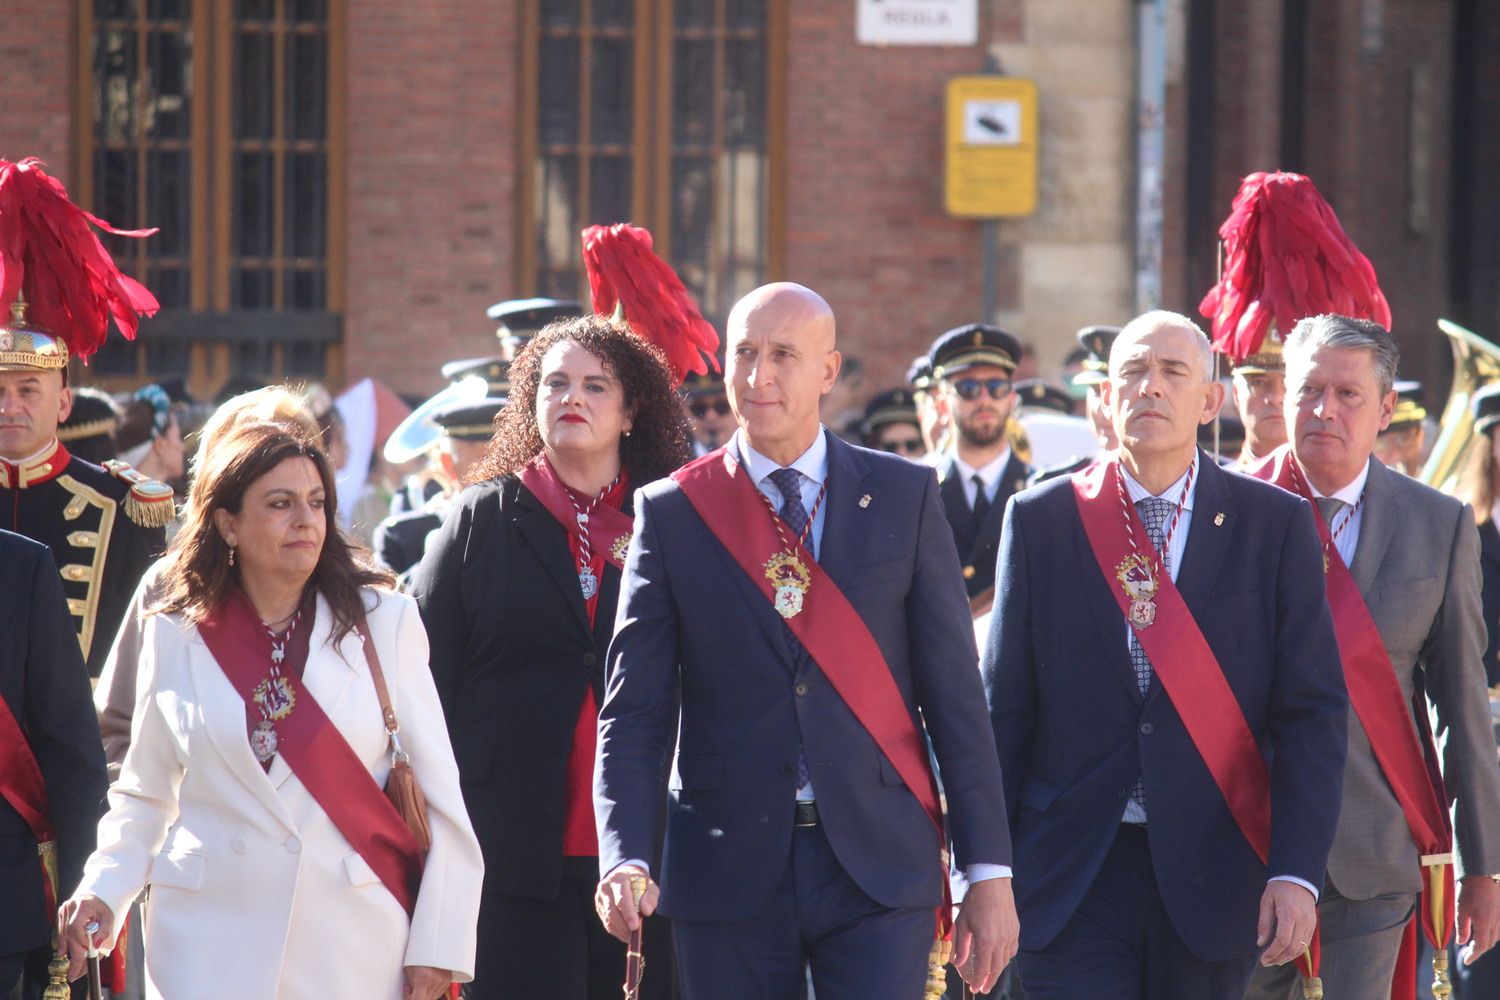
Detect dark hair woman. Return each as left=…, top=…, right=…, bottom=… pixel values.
left=59, top=420, right=484, bottom=1000
left=410, top=313, right=691, bottom=999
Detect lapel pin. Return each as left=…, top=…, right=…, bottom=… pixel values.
left=858, top=494, right=872, bottom=508
left=1214, top=512, right=1225, bottom=526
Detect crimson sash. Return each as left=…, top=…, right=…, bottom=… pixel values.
left=1250, top=448, right=1454, bottom=959
left=1072, top=459, right=1275, bottom=859
left=671, top=448, right=951, bottom=932
left=198, top=597, right=423, bottom=916
left=0, top=693, right=60, bottom=918
left=519, top=456, right=635, bottom=570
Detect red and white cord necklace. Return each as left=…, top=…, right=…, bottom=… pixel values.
left=567, top=472, right=622, bottom=600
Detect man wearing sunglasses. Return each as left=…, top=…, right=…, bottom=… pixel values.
left=929, top=323, right=1031, bottom=599
left=681, top=371, right=735, bottom=457
left=860, top=388, right=926, bottom=460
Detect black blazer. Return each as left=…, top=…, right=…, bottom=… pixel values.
left=0, top=530, right=108, bottom=955
left=409, top=476, right=623, bottom=900
left=938, top=452, right=1031, bottom=597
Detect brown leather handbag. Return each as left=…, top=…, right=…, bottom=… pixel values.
left=358, top=620, right=433, bottom=853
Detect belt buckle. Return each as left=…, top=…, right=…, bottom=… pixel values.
left=794, top=801, right=819, bottom=828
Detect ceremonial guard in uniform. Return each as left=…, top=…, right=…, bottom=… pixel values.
left=929, top=324, right=1031, bottom=599
left=375, top=357, right=507, bottom=577
left=0, top=160, right=170, bottom=680
left=0, top=303, right=171, bottom=678
left=1244, top=316, right=1500, bottom=1000
left=681, top=371, right=734, bottom=457
left=595, top=283, right=1017, bottom=1000
left=1028, top=325, right=1119, bottom=486
left=906, top=354, right=950, bottom=459
left=1373, top=380, right=1427, bottom=476
left=985, top=310, right=1347, bottom=1000
left=860, top=387, right=925, bottom=459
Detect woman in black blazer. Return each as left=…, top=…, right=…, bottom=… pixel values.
left=411, top=314, right=691, bottom=999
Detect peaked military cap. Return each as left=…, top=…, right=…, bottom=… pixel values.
left=1014, top=379, right=1075, bottom=415
left=1474, top=383, right=1500, bottom=437
left=861, top=388, right=920, bottom=435
left=440, top=356, right=509, bottom=397
left=929, top=323, right=1021, bottom=378
left=1385, top=380, right=1427, bottom=432
left=1072, top=325, right=1120, bottom=387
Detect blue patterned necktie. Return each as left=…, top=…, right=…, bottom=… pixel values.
left=767, top=466, right=813, bottom=789
left=1126, top=495, right=1174, bottom=820
left=768, top=467, right=813, bottom=559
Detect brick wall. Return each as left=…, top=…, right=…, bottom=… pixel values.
left=786, top=0, right=1136, bottom=395
left=343, top=0, right=519, bottom=397
left=0, top=1, right=74, bottom=180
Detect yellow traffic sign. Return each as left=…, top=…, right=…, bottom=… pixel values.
left=945, top=76, right=1038, bottom=218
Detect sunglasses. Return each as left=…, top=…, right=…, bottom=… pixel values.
left=689, top=398, right=731, bottom=419
left=879, top=439, right=925, bottom=455
left=952, top=377, right=1014, bottom=401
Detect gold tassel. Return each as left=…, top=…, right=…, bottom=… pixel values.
left=41, top=953, right=71, bottom=1000
left=1300, top=974, right=1324, bottom=999
left=1432, top=947, right=1453, bottom=999
left=924, top=937, right=952, bottom=1000
left=124, top=487, right=175, bottom=528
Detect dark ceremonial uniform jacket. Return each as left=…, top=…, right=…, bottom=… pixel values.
left=373, top=507, right=443, bottom=576
left=1027, top=453, right=1093, bottom=488
left=0, top=530, right=109, bottom=957
left=938, top=452, right=1030, bottom=597
left=0, top=441, right=170, bottom=677
left=410, top=476, right=641, bottom=900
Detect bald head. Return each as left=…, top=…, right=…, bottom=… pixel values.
left=725, top=282, right=841, bottom=464
left=728, top=282, right=837, bottom=354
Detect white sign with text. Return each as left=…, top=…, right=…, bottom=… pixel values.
left=856, top=0, right=979, bottom=46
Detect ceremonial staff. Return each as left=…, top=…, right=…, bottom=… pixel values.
left=622, top=873, right=647, bottom=1000
left=85, top=919, right=104, bottom=1000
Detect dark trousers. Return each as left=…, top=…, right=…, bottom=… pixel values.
left=1017, top=825, right=1257, bottom=1000
left=468, top=857, right=675, bottom=1000
left=672, top=820, right=933, bottom=1000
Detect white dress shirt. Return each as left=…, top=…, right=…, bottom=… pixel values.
left=1119, top=453, right=1317, bottom=900
left=1308, top=458, right=1370, bottom=569
left=953, top=446, right=1012, bottom=511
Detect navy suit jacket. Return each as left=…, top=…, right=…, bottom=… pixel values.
left=596, top=431, right=1011, bottom=923
left=983, top=454, right=1348, bottom=962
left=0, top=530, right=108, bottom=955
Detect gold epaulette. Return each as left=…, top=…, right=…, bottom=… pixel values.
left=102, top=459, right=176, bottom=528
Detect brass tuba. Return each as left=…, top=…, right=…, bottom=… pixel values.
left=1419, top=319, right=1500, bottom=491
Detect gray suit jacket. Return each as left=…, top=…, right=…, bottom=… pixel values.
left=1328, top=458, right=1500, bottom=898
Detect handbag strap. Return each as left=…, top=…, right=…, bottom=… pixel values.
left=356, top=616, right=408, bottom=762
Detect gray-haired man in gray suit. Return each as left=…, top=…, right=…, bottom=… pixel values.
left=1245, top=314, right=1500, bottom=998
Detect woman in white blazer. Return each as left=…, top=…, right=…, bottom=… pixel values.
left=58, top=420, right=483, bottom=1000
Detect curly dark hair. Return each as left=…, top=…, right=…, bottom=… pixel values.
left=154, top=420, right=393, bottom=644
left=466, top=314, right=694, bottom=486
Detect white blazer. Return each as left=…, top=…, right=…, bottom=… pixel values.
left=77, top=588, right=483, bottom=1000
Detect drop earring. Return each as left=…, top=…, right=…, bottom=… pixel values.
left=228, top=543, right=236, bottom=567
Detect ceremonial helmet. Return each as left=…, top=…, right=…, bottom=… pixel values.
left=0, top=299, right=70, bottom=375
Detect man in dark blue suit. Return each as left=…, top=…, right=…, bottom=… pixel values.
left=594, top=283, right=1017, bottom=998
left=983, top=311, right=1348, bottom=999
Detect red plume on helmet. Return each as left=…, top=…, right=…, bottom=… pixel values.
left=0, top=157, right=160, bottom=361
left=1199, top=171, right=1392, bottom=364
left=580, top=223, right=720, bottom=388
